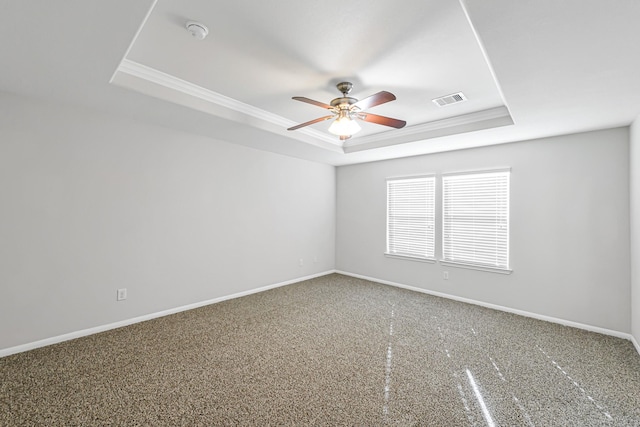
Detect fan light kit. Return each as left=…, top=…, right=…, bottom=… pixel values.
left=186, top=21, right=208, bottom=40
left=287, top=82, right=406, bottom=141
left=328, top=111, right=362, bottom=136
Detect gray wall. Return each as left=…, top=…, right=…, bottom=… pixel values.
left=631, top=118, right=640, bottom=348
left=337, top=128, right=631, bottom=333
left=0, top=92, right=336, bottom=351
left=1, top=89, right=634, bottom=353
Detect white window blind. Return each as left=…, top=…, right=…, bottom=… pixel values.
left=386, top=176, right=435, bottom=259
left=442, top=171, right=510, bottom=270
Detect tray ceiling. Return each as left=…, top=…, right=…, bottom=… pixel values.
left=111, top=0, right=512, bottom=158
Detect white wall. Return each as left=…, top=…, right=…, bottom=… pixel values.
left=630, top=117, right=640, bottom=350
left=337, top=128, right=631, bottom=333
left=0, top=92, right=335, bottom=352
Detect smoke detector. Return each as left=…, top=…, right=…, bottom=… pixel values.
left=186, top=21, right=208, bottom=40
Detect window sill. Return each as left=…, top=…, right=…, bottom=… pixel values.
left=439, top=260, right=512, bottom=274
left=384, top=253, right=436, bottom=263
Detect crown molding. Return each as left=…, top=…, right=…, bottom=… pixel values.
left=357, top=106, right=511, bottom=144
left=113, top=59, right=340, bottom=146
left=112, top=60, right=513, bottom=155
left=344, top=106, right=513, bottom=153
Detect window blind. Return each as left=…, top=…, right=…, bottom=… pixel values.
left=387, top=176, right=435, bottom=259
left=442, top=171, right=509, bottom=269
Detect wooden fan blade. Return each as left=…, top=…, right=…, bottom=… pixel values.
left=340, top=135, right=351, bottom=141
left=287, top=115, right=334, bottom=131
left=292, top=96, right=333, bottom=110
left=359, top=113, right=406, bottom=129
left=353, top=91, right=396, bottom=110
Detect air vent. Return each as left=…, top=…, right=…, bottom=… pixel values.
left=432, top=92, right=467, bottom=107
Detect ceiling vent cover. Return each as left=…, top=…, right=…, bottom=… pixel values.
left=432, top=92, right=467, bottom=107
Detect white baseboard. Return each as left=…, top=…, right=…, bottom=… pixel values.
left=336, top=270, right=636, bottom=345
left=5, top=269, right=638, bottom=359
left=0, top=270, right=335, bottom=358
left=632, top=335, right=640, bottom=356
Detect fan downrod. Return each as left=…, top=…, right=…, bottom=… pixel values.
left=331, top=82, right=358, bottom=108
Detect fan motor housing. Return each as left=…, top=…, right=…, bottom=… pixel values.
left=330, top=97, right=358, bottom=108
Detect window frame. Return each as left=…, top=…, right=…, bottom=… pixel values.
left=441, top=169, right=511, bottom=274
left=385, top=175, right=436, bottom=263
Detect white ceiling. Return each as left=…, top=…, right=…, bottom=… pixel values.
left=2, top=1, right=640, bottom=166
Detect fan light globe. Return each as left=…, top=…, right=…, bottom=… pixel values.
left=328, top=115, right=361, bottom=136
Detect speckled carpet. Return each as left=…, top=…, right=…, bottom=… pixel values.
left=1, top=274, right=639, bottom=426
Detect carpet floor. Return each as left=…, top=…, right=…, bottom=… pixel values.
left=1, top=274, right=639, bottom=426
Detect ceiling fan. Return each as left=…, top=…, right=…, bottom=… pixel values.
left=287, top=82, right=406, bottom=141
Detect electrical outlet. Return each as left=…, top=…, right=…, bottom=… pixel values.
left=299, top=258, right=304, bottom=266
left=117, top=288, right=127, bottom=301
left=313, top=256, right=318, bottom=263
left=443, top=271, right=449, bottom=280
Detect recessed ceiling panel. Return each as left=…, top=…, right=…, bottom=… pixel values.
left=111, top=0, right=510, bottom=152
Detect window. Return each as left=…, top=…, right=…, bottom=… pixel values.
left=442, top=170, right=510, bottom=271
left=386, top=176, right=435, bottom=260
